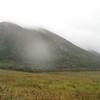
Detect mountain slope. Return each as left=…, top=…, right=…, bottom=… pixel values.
left=0, top=22, right=100, bottom=72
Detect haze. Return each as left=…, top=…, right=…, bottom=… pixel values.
left=0, top=0, right=100, bottom=52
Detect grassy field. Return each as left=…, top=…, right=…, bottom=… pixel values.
left=0, top=69, right=100, bottom=100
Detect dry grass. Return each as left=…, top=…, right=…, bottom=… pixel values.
left=0, top=69, right=100, bottom=100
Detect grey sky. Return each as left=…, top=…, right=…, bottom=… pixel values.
left=0, top=0, right=100, bottom=52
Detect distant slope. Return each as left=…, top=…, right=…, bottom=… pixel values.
left=88, top=50, right=100, bottom=56
left=0, top=22, right=100, bottom=72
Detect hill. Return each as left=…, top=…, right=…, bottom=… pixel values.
left=88, top=50, right=100, bottom=56
left=0, top=22, right=100, bottom=72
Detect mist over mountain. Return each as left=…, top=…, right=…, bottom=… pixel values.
left=0, top=22, right=100, bottom=72
left=88, top=50, right=100, bottom=56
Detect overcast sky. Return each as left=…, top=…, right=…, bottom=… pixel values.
left=0, top=0, right=100, bottom=52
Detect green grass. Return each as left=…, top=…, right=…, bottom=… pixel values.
left=0, top=69, right=100, bottom=100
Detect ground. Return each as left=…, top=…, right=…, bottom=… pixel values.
left=0, top=69, right=100, bottom=100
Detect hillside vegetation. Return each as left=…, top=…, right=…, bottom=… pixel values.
left=0, top=22, right=100, bottom=72
left=0, top=69, right=100, bottom=100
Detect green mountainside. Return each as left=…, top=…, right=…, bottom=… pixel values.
left=0, top=22, right=100, bottom=72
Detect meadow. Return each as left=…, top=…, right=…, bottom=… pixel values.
left=0, top=69, right=100, bottom=100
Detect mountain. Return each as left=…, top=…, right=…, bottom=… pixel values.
left=88, top=50, right=100, bottom=56
left=0, top=22, right=100, bottom=72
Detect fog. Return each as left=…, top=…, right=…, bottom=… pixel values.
left=24, top=38, right=52, bottom=62
left=0, top=0, right=100, bottom=53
